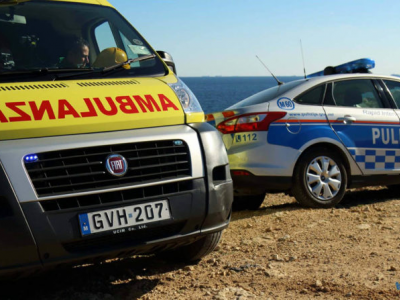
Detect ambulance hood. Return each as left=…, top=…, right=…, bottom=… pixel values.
left=0, top=77, right=185, bottom=140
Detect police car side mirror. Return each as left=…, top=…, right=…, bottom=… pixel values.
left=157, top=51, right=177, bottom=75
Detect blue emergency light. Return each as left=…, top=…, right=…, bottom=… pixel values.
left=24, top=154, right=38, bottom=163
left=307, top=58, right=375, bottom=78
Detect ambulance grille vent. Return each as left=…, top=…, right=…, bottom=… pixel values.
left=24, top=139, right=192, bottom=197
left=0, top=83, right=68, bottom=91
left=77, top=80, right=139, bottom=87
left=40, top=180, right=194, bottom=212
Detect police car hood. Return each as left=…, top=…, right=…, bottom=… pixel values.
left=0, top=78, right=184, bottom=140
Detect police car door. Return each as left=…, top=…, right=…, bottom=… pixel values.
left=323, top=79, right=400, bottom=175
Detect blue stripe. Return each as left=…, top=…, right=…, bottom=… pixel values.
left=365, top=150, right=376, bottom=155
left=396, top=157, right=400, bottom=163
left=385, top=163, right=395, bottom=169
left=386, top=150, right=396, bottom=156
left=355, top=156, right=365, bottom=162
left=376, top=156, right=385, bottom=163
left=348, top=149, right=356, bottom=155
left=365, top=162, right=375, bottom=169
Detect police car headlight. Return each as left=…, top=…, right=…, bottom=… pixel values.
left=168, top=78, right=203, bottom=113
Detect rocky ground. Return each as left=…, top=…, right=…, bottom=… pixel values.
left=3, top=186, right=400, bottom=300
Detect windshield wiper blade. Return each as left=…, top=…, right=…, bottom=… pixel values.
left=102, top=54, right=156, bottom=73
left=53, top=68, right=96, bottom=80
left=0, top=68, right=94, bottom=78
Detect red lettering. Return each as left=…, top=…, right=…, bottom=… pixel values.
left=159, top=94, right=179, bottom=111
left=93, top=97, right=118, bottom=116
left=29, top=100, right=56, bottom=120
left=115, top=96, right=139, bottom=114
left=6, top=102, right=31, bottom=122
left=133, top=95, right=161, bottom=113
left=81, top=98, right=98, bottom=118
left=0, top=109, right=8, bottom=123
left=58, top=99, right=80, bottom=119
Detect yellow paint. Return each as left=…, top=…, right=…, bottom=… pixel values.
left=0, top=0, right=114, bottom=7
left=0, top=78, right=185, bottom=140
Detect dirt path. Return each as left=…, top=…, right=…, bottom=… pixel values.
left=3, top=187, right=400, bottom=300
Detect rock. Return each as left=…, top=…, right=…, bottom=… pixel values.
left=271, top=254, right=284, bottom=261
left=265, top=227, right=273, bottom=232
left=322, top=287, right=331, bottom=293
left=375, top=273, right=385, bottom=281
left=183, top=266, right=194, bottom=271
left=389, top=266, right=397, bottom=271
left=278, top=235, right=290, bottom=242
left=207, top=258, right=216, bottom=264
left=381, top=226, right=394, bottom=230
left=289, top=256, right=297, bottom=262
left=356, top=224, right=371, bottom=230
left=315, top=280, right=323, bottom=287
left=345, top=292, right=353, bottom=297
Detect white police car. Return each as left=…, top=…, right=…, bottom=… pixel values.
left=208, top=59, right=400, bottom=209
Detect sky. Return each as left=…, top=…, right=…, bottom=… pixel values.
left=110, top=0, right=399, bottom=77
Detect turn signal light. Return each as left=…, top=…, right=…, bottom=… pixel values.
left=216, top=112, right=286, bottom=134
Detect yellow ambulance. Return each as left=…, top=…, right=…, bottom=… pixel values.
left=0, top=0, right=232, bottom=278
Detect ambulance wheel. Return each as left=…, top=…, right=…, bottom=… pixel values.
left=292, top=147, right=347, bottom=208
left=232, top=194, right=266, bottom=210
left=159, top=231, right=222, bottom=262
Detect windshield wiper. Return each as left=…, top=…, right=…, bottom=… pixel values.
left=0, top=68, right=95, bottom=78
left=52, top=68, right=96, bottom=80
left=101, top=54, right=156, bottom=73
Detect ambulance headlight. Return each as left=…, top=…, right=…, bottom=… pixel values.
left=168, top=78, right=203, bottom=113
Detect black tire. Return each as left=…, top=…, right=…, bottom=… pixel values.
left=232, top=194, right=266, bottom=211
left=292, top=147, right=347, bottom=208
left=160, top=231, right=222, bottom=262
left=387, top=185, right=400, bottom=193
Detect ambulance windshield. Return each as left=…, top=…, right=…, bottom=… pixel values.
left=0, top=2, right=166, bottom=80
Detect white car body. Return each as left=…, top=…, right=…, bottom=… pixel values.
left=209, top=73, right=400, bottom=208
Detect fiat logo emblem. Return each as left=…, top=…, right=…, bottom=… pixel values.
left=105, top=154, right=128, bottom=177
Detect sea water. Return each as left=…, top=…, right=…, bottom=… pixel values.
left=182, top=76, right=301, bottom=114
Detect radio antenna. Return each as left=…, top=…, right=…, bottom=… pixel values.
left=300, top=39, right=307, bottom=79
left=255, top=55, right=283, bottom=86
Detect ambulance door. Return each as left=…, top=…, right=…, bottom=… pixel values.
left=323, top=79, right=400, bottom=175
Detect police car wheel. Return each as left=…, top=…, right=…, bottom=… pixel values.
left=292, top=147, right=347, bottom=208
left=232, top=194, right=266, bottom=211
left=158, top=231, right=222, bottom=262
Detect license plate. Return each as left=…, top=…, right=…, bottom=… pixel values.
left=78, top=200, right=170, bottom=236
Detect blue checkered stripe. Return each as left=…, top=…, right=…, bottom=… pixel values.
left=349, top=148, right=400, bottom=170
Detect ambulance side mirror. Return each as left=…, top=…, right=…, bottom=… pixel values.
left=157, top=51, right=177, bottom=75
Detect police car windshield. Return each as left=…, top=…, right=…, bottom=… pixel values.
left=228, top=80, right=305, bottom=109
left=0, top=2, right=166, bottom=81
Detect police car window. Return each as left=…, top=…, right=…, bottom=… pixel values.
left=332, top=80, right=383, bottom=108
left=228, top=80, right=305, bottom=109
left=294, top=85, right=325, bottom=105
left=383, top=80, right=400, bottom=108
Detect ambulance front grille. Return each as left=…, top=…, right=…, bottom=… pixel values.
left=40, top=180, right=194, bottom=212
left=25, top=140, right=191, bottom=197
